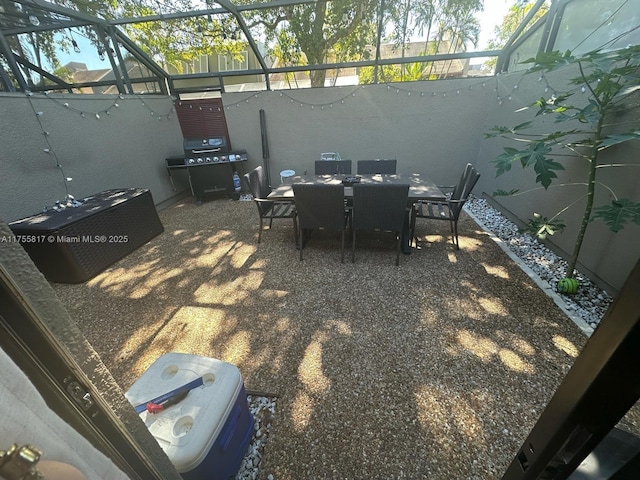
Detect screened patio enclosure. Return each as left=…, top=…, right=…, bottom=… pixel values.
left=3, top=0, right=624, bottom=96
left=1, top=2, right=640, bottom=478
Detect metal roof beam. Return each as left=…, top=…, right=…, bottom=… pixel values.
left=108, top=7, right=229, bottom=26
left=13, top=53, right=74, bottom=91
left=109, top=1, right=318, bottom=26
left=0, top=26, right=28, bottom=90
left=216, top=0, right=271, bottom=90
left=3, top=20, right=92, bottom=36
left=15, top=0, right=107, bottom=25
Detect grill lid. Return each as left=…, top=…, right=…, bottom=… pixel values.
left=183, top=137, right=227, bottom=154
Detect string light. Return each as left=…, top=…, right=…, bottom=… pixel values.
left=220, top=78, right=506, bottom=111
left=24, top=91, right=176, bottom=210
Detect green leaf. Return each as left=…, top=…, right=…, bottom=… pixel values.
left=493, top=189, right=519, bottom=196
left=484, top=126, right=513, bottom=138
left=521, top=141, right=552, bottom=168
left=493, top=147, right=523, bottom=176
left=599, top=131, right=640, bottom=149
left=523, top=50, right=576, bottom=72
left=522, top=213, right=566, bottom=239
left=539, top=130, right=581, bottom=142
left=592, top=199, right=640, bottom=232
left=534, top=158, right=564, bottom=189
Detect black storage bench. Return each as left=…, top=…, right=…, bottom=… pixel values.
left=9, top=188, right=164, bottom=283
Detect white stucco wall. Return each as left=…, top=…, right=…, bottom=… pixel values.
left=221, top=79, right=493, bottom=186
left=1, top=74, right=638, bottom=292
left=0, top=93, right=185, bottom=223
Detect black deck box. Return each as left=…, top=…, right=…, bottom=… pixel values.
left=9, top=188, right=164, bottom=283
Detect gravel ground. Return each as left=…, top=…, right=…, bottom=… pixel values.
left=52, top=197, right=622, bottom=479
left=464, top=197, right=614, bottom=333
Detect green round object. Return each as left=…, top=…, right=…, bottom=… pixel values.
left=558, top=277, right=579, bottom=294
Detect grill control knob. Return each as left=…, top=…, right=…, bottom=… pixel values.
left=205, top=157, right=211, bottom=162
left=188, top=158, right=195, bottom=164
left=197, top=157, right=203, bottom=163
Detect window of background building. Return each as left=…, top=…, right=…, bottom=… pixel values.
left=218, top=51, right=248, bottom=72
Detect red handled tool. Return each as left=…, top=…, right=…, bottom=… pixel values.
left=133, top=376, right=205, bottom=414
left=145, top=388, right=190, bottom=413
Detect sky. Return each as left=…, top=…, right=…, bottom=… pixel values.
left=477, top=0, right=515, bottom=49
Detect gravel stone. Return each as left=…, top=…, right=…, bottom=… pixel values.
left=51, top=197, right=637, bottom=479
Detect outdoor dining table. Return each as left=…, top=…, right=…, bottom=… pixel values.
left=267, top=174, right=446, bottom=254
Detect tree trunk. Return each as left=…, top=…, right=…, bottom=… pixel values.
left=310, top=69, right=326, bottom=87
left=564, top=115, right=603, bottom=278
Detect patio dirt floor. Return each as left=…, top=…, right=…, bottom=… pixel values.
left=50, top=197, right=635, bottom=479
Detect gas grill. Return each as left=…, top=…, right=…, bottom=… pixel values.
left=166, top=137, right=248, bottom=204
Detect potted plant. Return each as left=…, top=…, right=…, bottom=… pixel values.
left=486, top=46, right=640, bottom=293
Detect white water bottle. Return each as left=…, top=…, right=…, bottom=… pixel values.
left=233, top=172, right=241, bottom=192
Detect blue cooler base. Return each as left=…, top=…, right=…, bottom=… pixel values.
left=181, top=384, right=255, bottom=480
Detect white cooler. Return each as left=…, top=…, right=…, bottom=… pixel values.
left=125, top=353, right=254, bottom=479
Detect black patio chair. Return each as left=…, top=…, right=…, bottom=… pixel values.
left=314, top=160, right=352, bottom=175
left=244, top=166, right=298, bottom=243
left=410, top=163, right=480, bottom=250
left=293, top=183, right=350, bottom=263
left=351, top=183, right=409, bottom=266
left=356, top=159, right=397, bottom=175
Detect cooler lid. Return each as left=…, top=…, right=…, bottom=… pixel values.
left=125, top=352, right=243, bottom=472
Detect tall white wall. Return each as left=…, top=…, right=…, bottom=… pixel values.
left=0, top=93, right=185, bottom=223
left=1, top=73, right=637, bottom=292
left=221, top=80, right=493, bottom=186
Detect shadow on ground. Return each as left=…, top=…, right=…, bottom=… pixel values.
left=53, top=198, right=593, bottom=479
